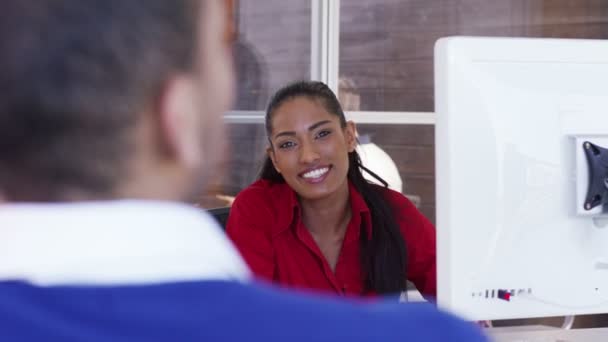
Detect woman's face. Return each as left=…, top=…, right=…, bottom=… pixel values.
left=268, top=97, right=356, bottom=201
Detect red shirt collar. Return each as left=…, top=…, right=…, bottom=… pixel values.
left=269, top=180, right=373, bottom=240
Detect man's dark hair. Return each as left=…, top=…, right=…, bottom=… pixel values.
left=0, top=1, right=200, bottom=201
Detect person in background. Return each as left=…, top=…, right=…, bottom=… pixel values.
left=227, top=81, right=436, bottom=299
left=0, top=1, right=486, bottom=341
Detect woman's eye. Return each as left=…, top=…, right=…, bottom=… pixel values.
left=278, top=141, right=296, bottom=149
left=316, top=130, right=331, bottom=139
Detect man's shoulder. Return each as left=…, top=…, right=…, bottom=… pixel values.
left=0, top=280, right=487, bottom=342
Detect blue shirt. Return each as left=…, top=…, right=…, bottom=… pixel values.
left=0, top=201, right=487, bottom=342
left=0, top=280, right=487, bottom=342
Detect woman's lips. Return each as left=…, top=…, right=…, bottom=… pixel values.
left=299, top=165, right=331, bottom=184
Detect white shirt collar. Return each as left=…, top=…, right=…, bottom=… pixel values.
left=0, top=200, right=250, bottom=286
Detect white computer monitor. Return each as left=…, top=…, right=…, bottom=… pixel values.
left=435, top=36, right=608, bottom=321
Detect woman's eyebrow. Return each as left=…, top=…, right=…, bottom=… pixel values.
left=273, top=120, right=332, bottom=140
left=308, top=120, right=331, bottom=131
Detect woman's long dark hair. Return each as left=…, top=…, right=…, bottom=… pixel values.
left=259, top=81, right=407, bottom=294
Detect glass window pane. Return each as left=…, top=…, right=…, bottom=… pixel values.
left=339, top=0, right=608, bottom=112
left=233, top=0, right=311, bottom=110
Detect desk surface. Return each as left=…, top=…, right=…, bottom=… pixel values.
left=489, top=326, right=608, bottom=342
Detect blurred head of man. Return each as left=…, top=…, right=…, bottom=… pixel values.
left=0, top=0, right=234, bottom=202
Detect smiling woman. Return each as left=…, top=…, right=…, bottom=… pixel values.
left=267, top=97, right=356, bottom=202
left=226, top=81, right=437, bottom=299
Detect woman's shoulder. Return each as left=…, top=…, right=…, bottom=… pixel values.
left=369, top=184, right=436, bottom=235
left=231, top=179, right=295, bottom=222
left=234, top=179, right=290, bottom=204
left=228, top=180, right=299, bottom=236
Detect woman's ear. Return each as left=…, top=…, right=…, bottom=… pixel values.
left=345, top=120, right=357, bottom=152
left=266, top=146, right=281, bottom=173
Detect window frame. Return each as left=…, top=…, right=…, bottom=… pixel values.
left=225, top=0, right=434, bottom=125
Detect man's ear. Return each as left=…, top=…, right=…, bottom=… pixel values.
left=345, top=120, right=357, bottom=152
left=266, top=145, right=281, bottom=173
left=158, top=75, right=201, bottom=167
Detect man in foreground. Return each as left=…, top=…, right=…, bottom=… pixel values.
left=0, top=1, right=487, bottom=341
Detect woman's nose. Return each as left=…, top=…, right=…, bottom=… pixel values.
left=299, top=140, right=320, bottom=164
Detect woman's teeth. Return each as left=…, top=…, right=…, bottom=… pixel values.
left=302, top=167, right=329, bottom=179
